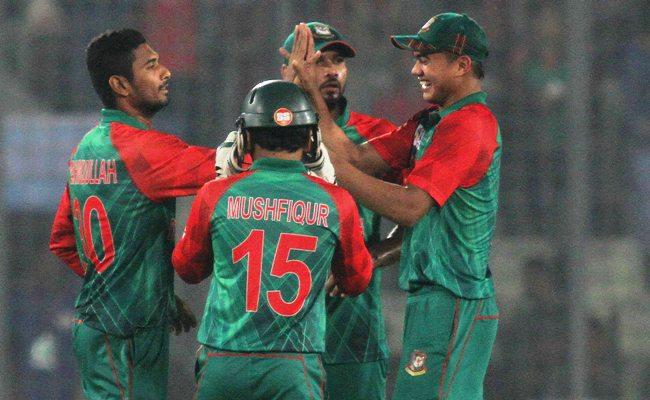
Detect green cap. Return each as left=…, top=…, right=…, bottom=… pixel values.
left=391, top=13, right=489, bottom=61
left=282, top=22, right=356, bottom=58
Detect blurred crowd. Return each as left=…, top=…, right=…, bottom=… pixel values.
left=1, top=1, right=648, bottom=399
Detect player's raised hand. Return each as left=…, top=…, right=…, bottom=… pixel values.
left=291, top=23, right=320, bottom=93
left=279, top=24, right=308, bottom=84
left=279, top=46, right=297, bottom=83
left=279, top=28, right=297, bottom=84
left=170, top=295, right=198, bottom=335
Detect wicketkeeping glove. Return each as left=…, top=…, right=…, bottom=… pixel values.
left=215, top=131, right=247, bottom=177
left=303, top=143, right=336, bottom=184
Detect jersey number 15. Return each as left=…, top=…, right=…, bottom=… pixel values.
left=232, top=229, right=318, bottom=317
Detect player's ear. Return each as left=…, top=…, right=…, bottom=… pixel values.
left=456, top=55, right=473, bottom=77
left=109, top=75, right=131, bottom=98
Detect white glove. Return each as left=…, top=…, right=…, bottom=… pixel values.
left=215, top=131, right=247, bottom=178
left=304, top=143, right=336, bottom=184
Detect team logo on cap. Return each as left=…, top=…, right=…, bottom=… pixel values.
left=274, top=108, right=293, bottom=126
left=405, top=350, right=428, bottom=376
left=313, top=24, right=335, bottom=39
left=420, top=16, right=437, bottom=32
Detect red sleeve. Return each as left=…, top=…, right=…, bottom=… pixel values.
left=110, top=122, right=216, bottom=202
left=307, top=176, right=373, bottom=296
left=405, top=105, right=499, bottom=207
left=367, top=119, right=415, bottom=172
left=348, top=113, right=404, bottom=184
left=366, top=108, right=433, bottom=172
left=347, top=112, right=397, bottom=141
left=49, top=185, right=85, bottom=277
left=172, top=172, right=253, bottom=283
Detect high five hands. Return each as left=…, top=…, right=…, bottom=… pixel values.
left=278, top=23, right=320, bottom=91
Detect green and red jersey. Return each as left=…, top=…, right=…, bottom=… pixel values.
left=172, top=158, right=373, bottom=354
left=50, top=109, right=216, bottom=336
left=324, top=101, right=395, bottom=364
left=369, top=92, right=501, bottom=299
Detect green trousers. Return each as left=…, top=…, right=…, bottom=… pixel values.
left=392, top=285, right=499, bottom=400
left=72, top=321, right=169, bottom=400
left=324, top=359, right=387, bottom=400
left=194, top=347, right=325, bottom=400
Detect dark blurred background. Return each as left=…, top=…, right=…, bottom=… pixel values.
left=0, top=1, right=648, bottom=399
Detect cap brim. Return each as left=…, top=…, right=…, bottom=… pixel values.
left=317, top=41, right=356, bottom=57
left=390, top=35, right=440, bottom=55
left=390, top=34, right=421, bottom=50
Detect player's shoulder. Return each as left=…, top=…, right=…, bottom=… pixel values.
left=446, top=103, right=496, bottom=125
left=348, top=111, right=397, bottom=139
left=203, top=171, right=255, bottom=192
left=109, top=122, right=185, bottom=144
left=440, top=103, right=497, bottom=136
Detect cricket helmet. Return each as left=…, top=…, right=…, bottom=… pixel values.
left=237, top=80, right=319, bottom=130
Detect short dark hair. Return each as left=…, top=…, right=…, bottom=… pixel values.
left=86, top=29, right=147, bottom=108
left=443, top=51, right=484, bottom=80
left=248, top=126, right=312, bottom=153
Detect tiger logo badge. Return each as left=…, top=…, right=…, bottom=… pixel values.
left=420, top=17, right=437, bottom=33
left=405, top=350, right=428, bottom=376
left=313, top=24, right=335, bottom=39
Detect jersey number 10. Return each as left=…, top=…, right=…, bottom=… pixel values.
left=232, top=229, right=318, bottom=317
left=73, top=196, right=115, bottom=274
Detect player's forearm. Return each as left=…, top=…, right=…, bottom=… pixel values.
left=318, top=109, right=362, bottom=164
left=50, top=187, right=86, bottom=277
left=307, top=93, right=390, bottom=177
left=299, top=84, right=363, bottom=164
left=335, top=161, right=433, bottom=227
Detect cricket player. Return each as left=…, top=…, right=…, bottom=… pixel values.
left=216, top=22, right=400, bottom=400
left=217, top=22, right=398, bottom=399
left=49, top=29, right=216, bottom=399
left=172, top=79, right=374, bottom=400
left=291, top=13, right=501, bottom=399
left=281, top=22, right=398, bottom=400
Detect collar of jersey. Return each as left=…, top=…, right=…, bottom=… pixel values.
left=334, top=97, right=351, bottom=128
left=438, top=91, right=487, bottom=119
left=250, top=157, right=307, bottom=173
left=100, top=108, right=148, bottom=130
